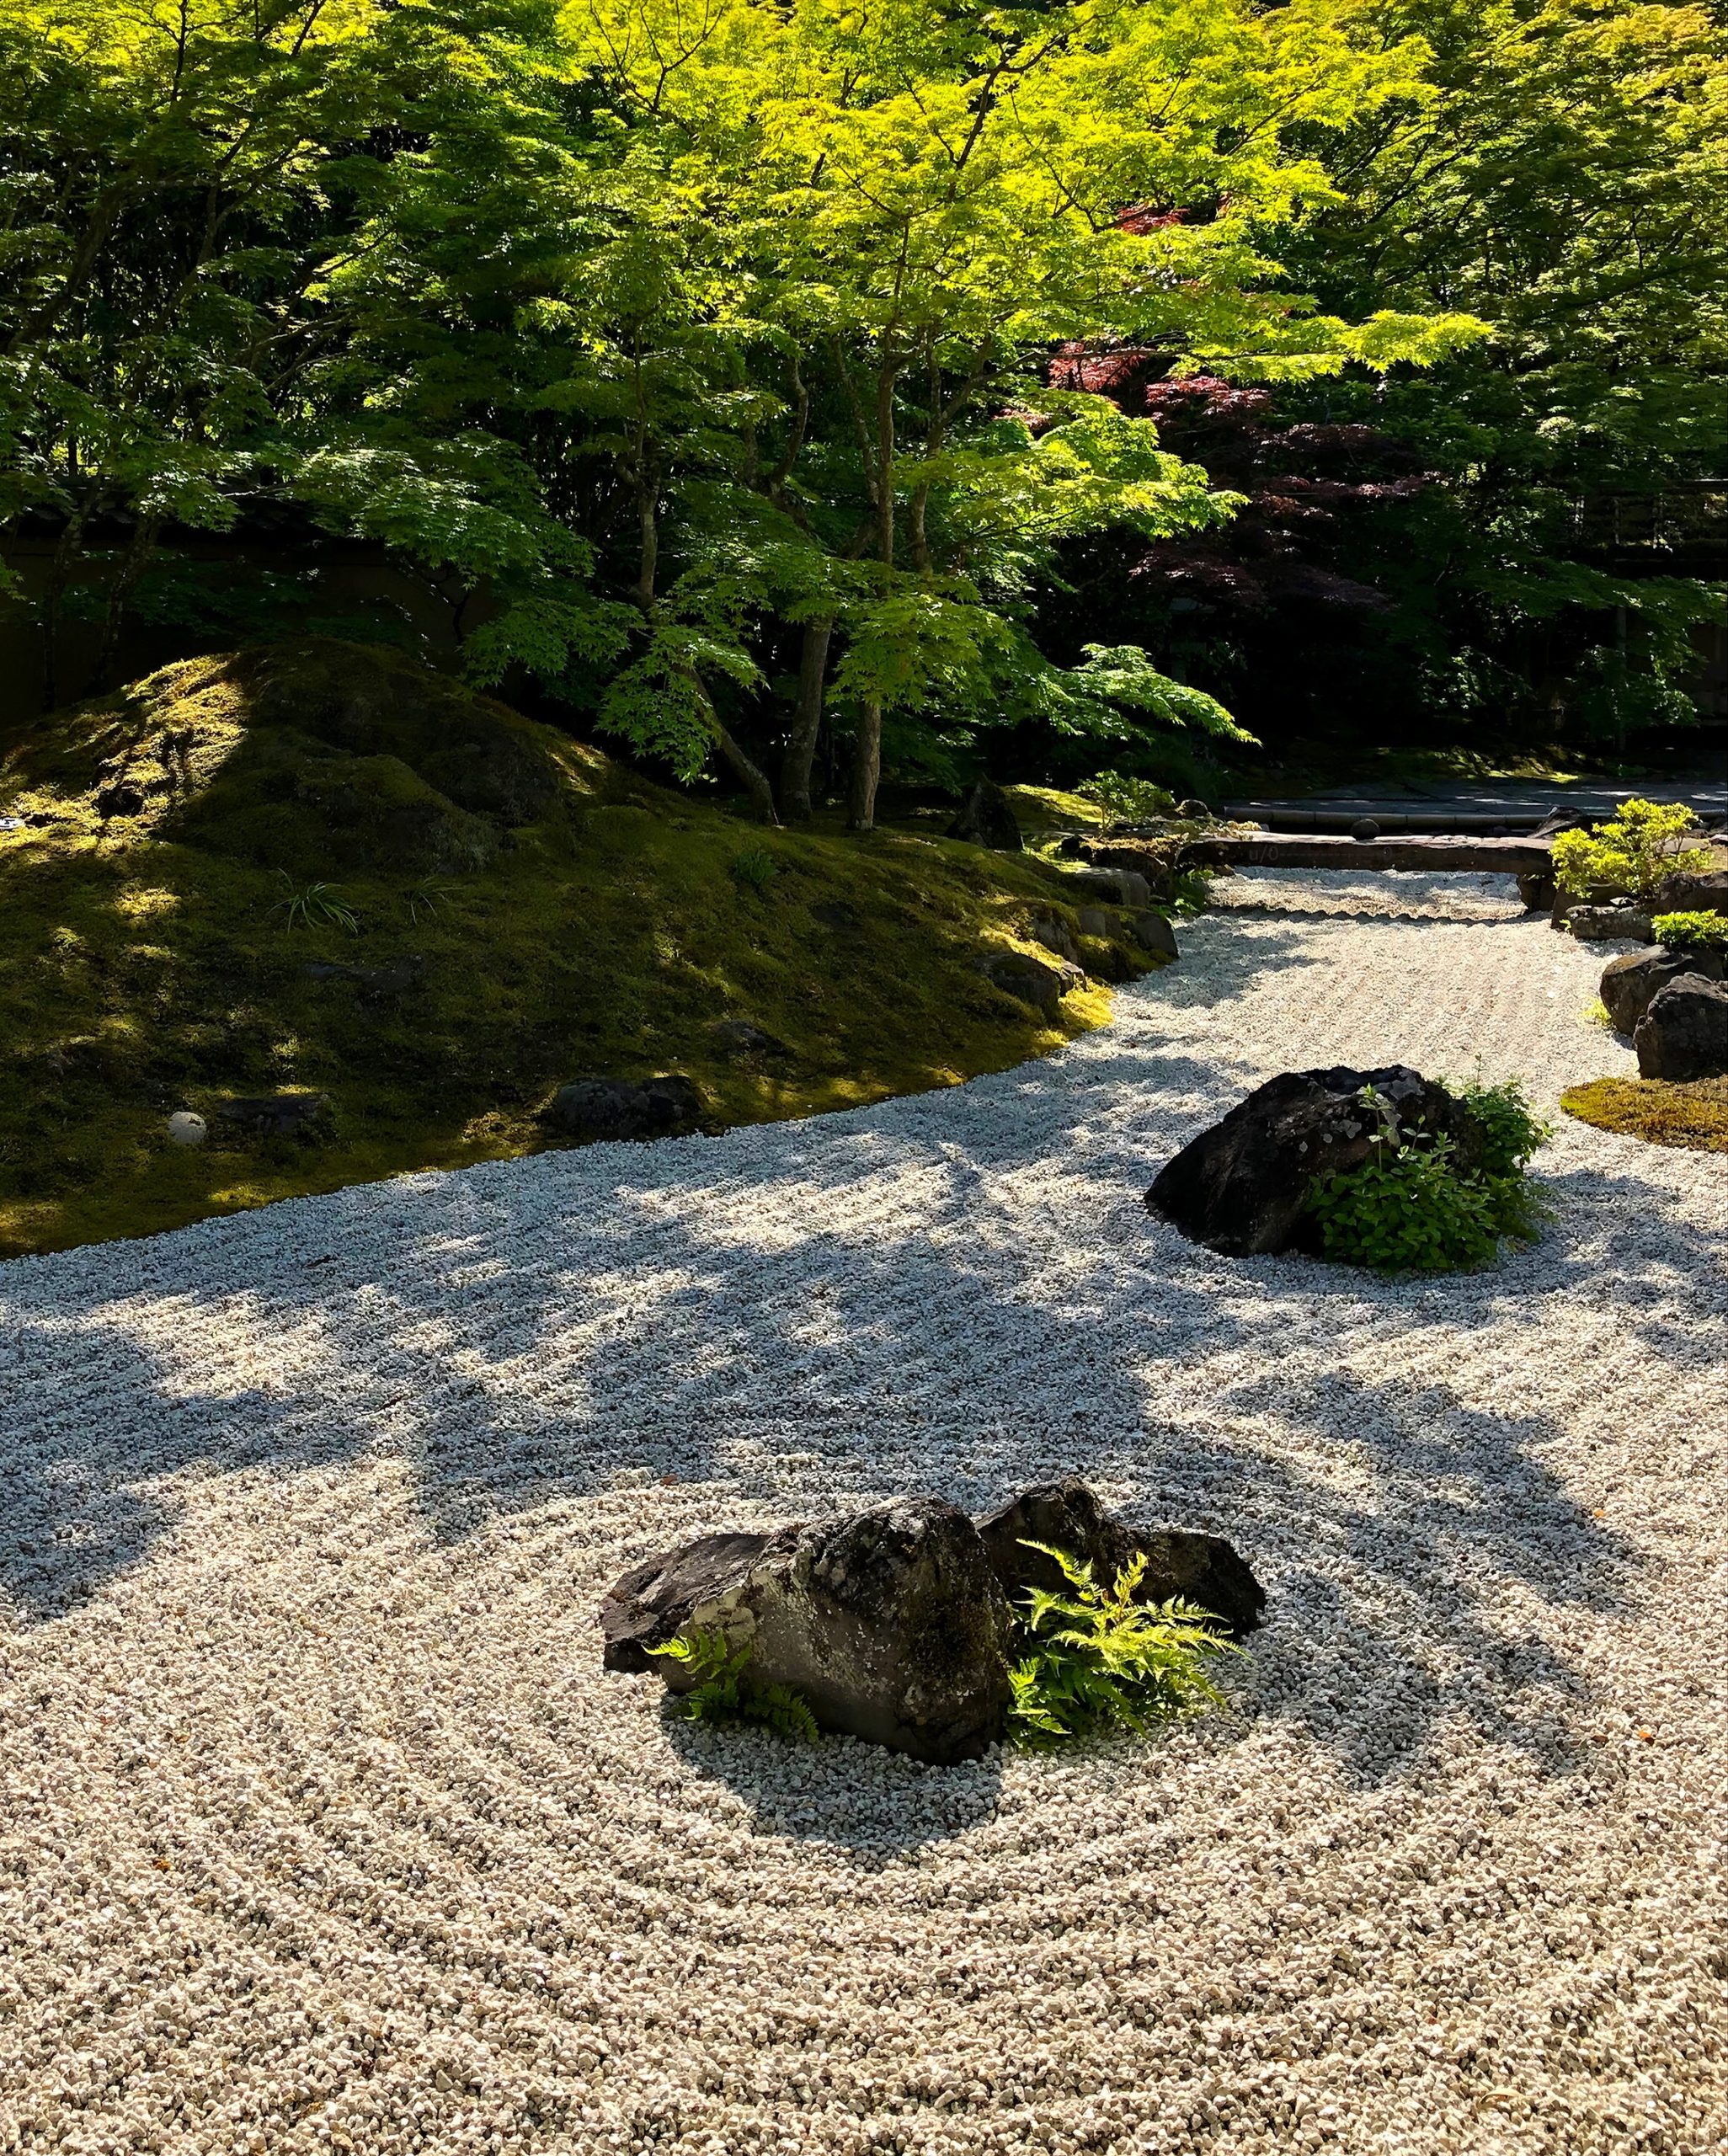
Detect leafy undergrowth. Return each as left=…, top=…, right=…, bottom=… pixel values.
left=1560, top=1076, right=1728, bottom=1154
left=0, top=641, right=1162, bottom=1257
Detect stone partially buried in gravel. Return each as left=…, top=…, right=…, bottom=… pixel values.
left=975, top=1478, right=1265, bottom=1638
left=1147, top=1065, right=1485, bottom=1257
left=600, top=1497, right=1016, bottom=1764
left=1634, top=974, right=1728, bottom=1081
left=549, top=1074, right=703, bottom=1142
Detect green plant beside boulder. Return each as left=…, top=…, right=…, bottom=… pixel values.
left=652, top=1539, right=1240, bottom=1752
left=1651, top=911, right=1728, bottom=955
left=1304, top=1077, right=1551, bottom=1273
left=1551, top=799, right=1711, bottom=904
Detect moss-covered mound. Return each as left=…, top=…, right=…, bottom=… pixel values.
left=0, top=642, right=1166, bottom=1257
left=1560, top=1076, right=1728, bottom=1153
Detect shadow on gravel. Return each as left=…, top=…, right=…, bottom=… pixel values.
left=0, top=916, right=1704, bottom=1818
left=659, top=1714, right=1006, bottom=1861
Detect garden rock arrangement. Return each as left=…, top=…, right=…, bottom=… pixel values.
left=600, top=1483, right=1262, bottom=1762
left=548, top=1074, right=704, bottom=1142
left=1599, top=947, right=1723, bottom=1033
left=1147, top=1065, right=1481, bottom=1257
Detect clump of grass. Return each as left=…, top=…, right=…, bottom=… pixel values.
left=1008, top=1541, right=1239, bottom=1746
left=728, top=846, right=780, bottom=892
left=405, top=880, right=457, bottom=925
left=268, top=876, right=358, bottom=934
left=1561, top=1076, right=1728, bottom=1153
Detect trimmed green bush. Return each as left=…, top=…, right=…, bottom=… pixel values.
left=1652, top=910, right=1728, bottom=954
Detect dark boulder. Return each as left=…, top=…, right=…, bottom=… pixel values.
left=549, top=1074, right=703, bottom=1142
left=975, top=1479, right=1264, bottom=1638
left=1600, top=947, right=1724, bottom=1034
left=216, top=1091, right=329, bottom=1139
left=600, top=1497, right=1016, bottom=1764
left=1634, top=974, right=1728, bottom=1081
left=1147, top=1065, right=1484, bottom=1257
left=1127, top=910, right=1178, bottom=961
left=976, top=949, right=1084, bottom=1017
left=1653, top=867, right=1728, bottom=916
left=947, top=781, right=1022, bottom=851
left=1516, top=867, right=1557, bottom=913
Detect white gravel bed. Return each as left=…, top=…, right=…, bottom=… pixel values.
left=1208, top=867, right=1528, bottom=921
left=3, top=889, right=1726, bottom=2156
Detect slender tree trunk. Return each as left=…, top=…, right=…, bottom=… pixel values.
left=715, top=713, right=781, bottom=826
left=94, top=514, right=162, bottom=689
left=780, top=616, right=833, bottom=819
left=848, top=698, right=882, bottom=831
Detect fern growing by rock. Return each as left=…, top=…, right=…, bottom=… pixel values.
left=648, top=1626, right=819, bottom=1742
left=1007, top=1541, right=1240, bottom=1746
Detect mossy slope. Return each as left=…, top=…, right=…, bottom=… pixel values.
left=1, top=642, right=1160, bottom=1257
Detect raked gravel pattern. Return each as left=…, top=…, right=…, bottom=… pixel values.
left=1207, top=867, right=1527, bottom=921
left=2, top=875, right=1725, bottom=2156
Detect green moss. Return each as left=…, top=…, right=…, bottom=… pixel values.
left=0, top=643, right=1163, bottom=1257
left=1560, top=1076, right=1728, bottom=1153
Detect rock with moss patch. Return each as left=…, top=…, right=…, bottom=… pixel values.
left=600, top=1497, right=1016, bottom=1764
left=1127, top=910, right=1178, bottom=961
left=1029, top=915, right=1082, bottom=964
left=975, top=1478, right=1264, bottom=1638
left=1148, top=1065, right=1485, bottom=1257
left=549, top=1075, right=704, bottom=1144
left=1568, top=905, right=1655, bottom=943
left=709, top=1019, right=789, bottom=1059
left=976, top=949, right=1084, bottom=1017
left=1635, top=974, right=1728, bottom=1081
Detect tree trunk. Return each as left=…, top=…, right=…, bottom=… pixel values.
left=781, top=616, right=833, bottom=819
left=715, top=717, right=781, bottom=827
left=848, top=699, right=883, bottom=832
left=94, top=514, right=162, bottom=689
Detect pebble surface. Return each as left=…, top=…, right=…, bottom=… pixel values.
left=2, top=877, right=1725, bottom=2155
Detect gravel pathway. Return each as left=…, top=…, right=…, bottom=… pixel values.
left=3, top=878, right=1725, bottom=2156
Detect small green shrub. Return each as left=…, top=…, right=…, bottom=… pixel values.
left=1304, top=1080, right=1549, bottom=1273
left=1007, top=1541, right=1239, bottom=1746
left=1550, top=798, right=1710, bottom=901
left=728, top=847, right=780, bottom=892
left=648, top=1626, right=819, bottom=1742
left=1078, top=773, right=1181, bottom=825
left=1451, top=1075, right=1553, bottom=1177
left=267, top=877, right=359, bottom=934
left=1651, top=910, right=1728, bottom=953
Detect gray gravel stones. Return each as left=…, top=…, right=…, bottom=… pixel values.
left=1, top=872, right=1725, bottom=2153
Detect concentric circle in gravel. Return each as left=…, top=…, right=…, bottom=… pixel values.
left=3, top=878, right=1725, bottom=2156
